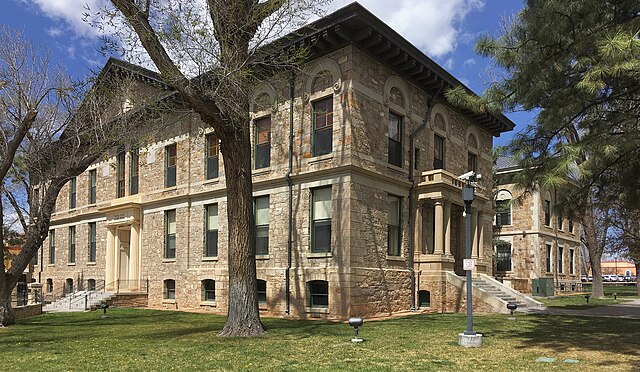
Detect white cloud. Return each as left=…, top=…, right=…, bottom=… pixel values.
left=46, top=27, right=64, bottom=37
left=329, top=0, right=485, bottom=57
left=31, top=0, right=485, bottom=58
left=443, top=57, right=454, bottom=70
left=30, top=0, right=106, bottom=38
left=462, top=58, right=476, bottom=68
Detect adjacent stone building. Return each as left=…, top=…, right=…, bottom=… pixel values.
left=493, top=157, right=582, bottom=293
left=38, top=3, right=515, bottom=319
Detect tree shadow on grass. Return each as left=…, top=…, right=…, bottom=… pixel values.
left=492, top=314, right=640, bottom=369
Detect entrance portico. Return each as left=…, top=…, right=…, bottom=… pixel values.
left=100, top=200, right=142, bottom=292
left=414, top=170, right=492, bottom=275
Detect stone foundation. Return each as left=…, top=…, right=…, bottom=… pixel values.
left=15, top=304, right=42, bottom=320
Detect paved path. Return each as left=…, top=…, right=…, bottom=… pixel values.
left=538, top=299, right=640, bottom=319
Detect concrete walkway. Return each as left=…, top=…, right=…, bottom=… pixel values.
left=538, top=299, right=640, bottom=319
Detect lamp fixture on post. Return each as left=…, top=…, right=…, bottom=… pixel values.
left=458, top=171, right=483, bottom=348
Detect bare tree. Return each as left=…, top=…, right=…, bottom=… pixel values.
left=0, top=27, right=152, bottom=325
left=97, top=0, right=328, bottom=336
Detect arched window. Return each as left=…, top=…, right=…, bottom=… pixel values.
left=307, top=280, right=328, bottom=308
left=46, top=278, right=53, bottom=293
left=418, top=290, right=431, bottom=308
left=87, top=279, right=96, bottom=291
left=65, top=278, right=73, bottom=295
left=257, top=280, right=267, bottom=306
left=164, top=279, right=175, bottom=300
left=495, top=190, right=512, bottom=226
left=202, top=279, right=215, bottom=302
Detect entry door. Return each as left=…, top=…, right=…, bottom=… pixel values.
left=453, top=208, right=465, bottom=276
left=118, top=230, right=130, bottom=285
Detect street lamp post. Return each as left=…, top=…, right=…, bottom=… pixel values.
left=458, top=172, right=483, bottom=347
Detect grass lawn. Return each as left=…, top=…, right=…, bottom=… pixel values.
left=2, top=309, right=639, bottom=371
left=541, top=284, right=639, bottom=309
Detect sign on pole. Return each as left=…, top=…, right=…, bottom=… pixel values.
left=463, top=259, right=476, bottom=271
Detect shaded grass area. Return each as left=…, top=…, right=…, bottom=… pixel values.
left=3, top=309, right=639, bottom=371
left=541, top=284, right=639, bottom=309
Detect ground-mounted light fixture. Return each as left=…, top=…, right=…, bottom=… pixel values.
left=348, top=317, right=364, bottom=343
left=507, top=302, right=518, bottom=320
left=584, top=294, right=590, bottom=304
left=613, top=292, right=617, bottom=300
left=101, top=303, right=110, bottom=318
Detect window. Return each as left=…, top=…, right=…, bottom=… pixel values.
left=165, top=144, right=177, bottom=188
left=558, top=247, right=564, bottom=273
left=467, top=152, right=477, bottom=173
left=130, top=148, right=139, bottom=195
left=69, top=178, right=77, bottom=209
left=544, top=199, right=551, bottom=226
left=414, top=148, right=420, bottom=170
left=434, top=135, right=445, bottom=169
left=312, top=97, right=333, bottom=156
left=570, top=249, right=575, bottom=274
left=46, top=278, right=53, bottom=293
left=255, top=196, right=269, bottom=255
left=49, top=230, right=56, bottom=264
left=568, top=214, right=574, bottom=233
left=257, top=280, right=267, bottom=306
left=255, top=117, right=271, bottom=169
left=117, top=150, right=126, bottom=198
left=496, top=242, right=512, bottom=272
left=205, top=134, right=219, bottom=179
left=387, top=195, right=401, bottom=256
left=495, top=200, right=511, bottom=226
left=88, top=222, right=97, bottom=262
left=88, top=170, right=97, bottom=204
left=165, top=210, right=176, bottom=259
left=68, top=226, right=76, bottom=264
left=202, top=280, right=215, bottom=302
left=308, top=280, right=328, bottom=308
left=311, top=187, right=332, bottom=253
left=65, top=278, right=73, bottom=295
left=388, top=112, right=403, bottom=167
left=164, top=279, right=175, bottom=299
left=204, top=204, right=218, bottom=257
left=418, top=290, right=431, bottom=308
left=557, top=210, right=563, bottom=230
left=546, top=244, right=552, bottom=273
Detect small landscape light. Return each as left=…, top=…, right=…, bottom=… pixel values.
left=613, top=292, right=617, bottom=300
left=584, top=294, right=590, bottom=304
left=506, top=302, right=518, bottom=320
left=348, top=317, right=364, bottom=343
left=101, top=303, right=109, bottom=318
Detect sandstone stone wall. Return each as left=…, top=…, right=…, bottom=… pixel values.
left=43, top=44, right=503, bottom=319
left=15, top=304, right=42, bottom=320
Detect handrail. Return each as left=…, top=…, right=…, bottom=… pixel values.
left=43, top=277, right=148, bottom=308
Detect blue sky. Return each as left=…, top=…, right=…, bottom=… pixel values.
left=1, top=0, right=533, bottom=146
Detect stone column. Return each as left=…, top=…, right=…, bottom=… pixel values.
left=414, top=203, right=423, bottom=254
left=129, top=223, right=140, bottom=291
left=434, top=201, right=444, bottom=254
left=105, top=227, right=115, bottom=291
left=444, top=201, right=451, bottom=256
left=472, top=210, right=479, bottom=258
left=114, top=227, right=121, bottom=293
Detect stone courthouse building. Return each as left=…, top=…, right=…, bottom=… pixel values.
left=494, top=157, right=582, bottom=293
left=39, top=3, right=518, bottom=319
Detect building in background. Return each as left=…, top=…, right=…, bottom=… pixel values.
left=493, top=157, right=582, bottom=294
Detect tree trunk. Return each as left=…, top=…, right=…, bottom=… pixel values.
left=218, top=133, right=265, bottom=337
left=583, top=207, right=605, bottom=298
left=636, top=262, right=640, bottom=297
left=0, top=284, right=16, bottom=326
